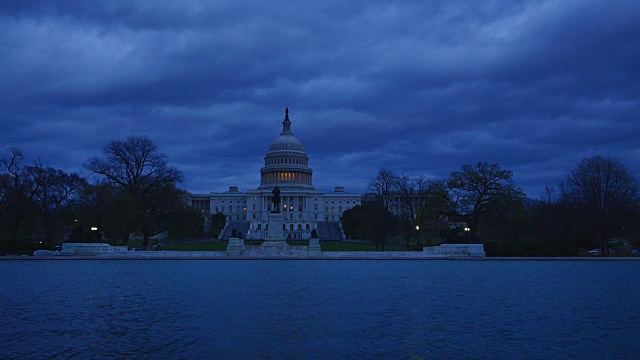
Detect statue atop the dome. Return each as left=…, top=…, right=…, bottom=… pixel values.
left=282, top=107, right=292, bottom=133
left=271, top=186, right=281, bottom=213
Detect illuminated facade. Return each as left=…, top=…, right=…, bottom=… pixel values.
left=188, top=108, right=360, bottom=240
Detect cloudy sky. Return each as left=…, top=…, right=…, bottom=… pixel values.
left=1, top=0, right=639, bottom=198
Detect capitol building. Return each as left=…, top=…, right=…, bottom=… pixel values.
left=187, top=109, right=361, bottom=240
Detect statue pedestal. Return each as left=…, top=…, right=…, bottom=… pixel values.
left=262, top=212, right=288, bottom=247
left=308, top=237, right=321, bottom=256
left=227, top=237, right=244, bottom=256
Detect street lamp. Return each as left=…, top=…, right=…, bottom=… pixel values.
left=464, top=227, right=470, bottom=243
left=415, top=225, right=420, bottom=244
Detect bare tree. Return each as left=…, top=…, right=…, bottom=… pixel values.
left=566, top=155, right=639, bottom=254
left=71, top=182, right=119, bottom=241
left=26, top=161, right=86, bottom=247
left=0, top=148, right=38, bottom=244
left=86, top=136, right=182, bottom=194
left=85, top=136, right=183, bottom=246
left=2, top=148, right=88, bottom=248
left=395, top=174, right=416, bottom=250
left=368, top=169, right=398, bottom=211
left=394, top=174, right=433, bottom=249
left=416, top=180, right=449, bottom=246
left=437, top=162, right=526, bottom=242
left=542, top=184, right=556, bottom=203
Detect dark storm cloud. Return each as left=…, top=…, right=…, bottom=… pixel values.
left=1, top=0, right=639, bottom=197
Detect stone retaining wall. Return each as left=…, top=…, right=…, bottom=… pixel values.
left=423, top=244, right=486, bottom=257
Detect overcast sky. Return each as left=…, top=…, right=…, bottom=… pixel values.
left=1, top=0, right=639, bottom=198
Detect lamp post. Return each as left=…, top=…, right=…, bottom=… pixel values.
left=464, top=227, right=470, bottom=243
left=90, top=226, right=98, bottom=242
left=415, top=225, right=420, bottom=244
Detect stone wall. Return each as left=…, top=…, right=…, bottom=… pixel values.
left=61, top=243, right=128, bottom=255
left=423, top=244, right=486, bottom=257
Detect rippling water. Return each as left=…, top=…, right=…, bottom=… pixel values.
left=1, top=260, right=638, bottom=359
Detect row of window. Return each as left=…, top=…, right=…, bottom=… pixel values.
left=265, top=157, right=307, bottom=166
left=214, top=199, right=245, bottom=204
left=216, top=204, right=358, bottom=214
left=212, top=197, right=356, bottom=205
left=262, top=171, right=311, bottom=183
left=216, top=206, right=247, bottom=213
left=224, top=214, right=343, bottom=222
left=255, top=223, right=313, bottom=231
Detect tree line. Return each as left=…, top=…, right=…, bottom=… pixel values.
left=0, top=136, right=203, bottom=251
left=343, top=157, right=640, bottom=255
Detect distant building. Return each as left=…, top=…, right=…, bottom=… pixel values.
left=186, top=109, right=360, bottom=240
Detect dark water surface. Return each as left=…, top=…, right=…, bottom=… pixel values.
left=1, top=260, right=638, bottom=359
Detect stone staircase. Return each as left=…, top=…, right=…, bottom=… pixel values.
left=315, top=221, right=344, bottom=240
left=220, top=221, right=251, bottom=239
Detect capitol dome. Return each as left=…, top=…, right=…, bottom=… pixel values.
left=259, top=108, right=313, bottom=189
left=268, top=134, right=306, bottom=152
